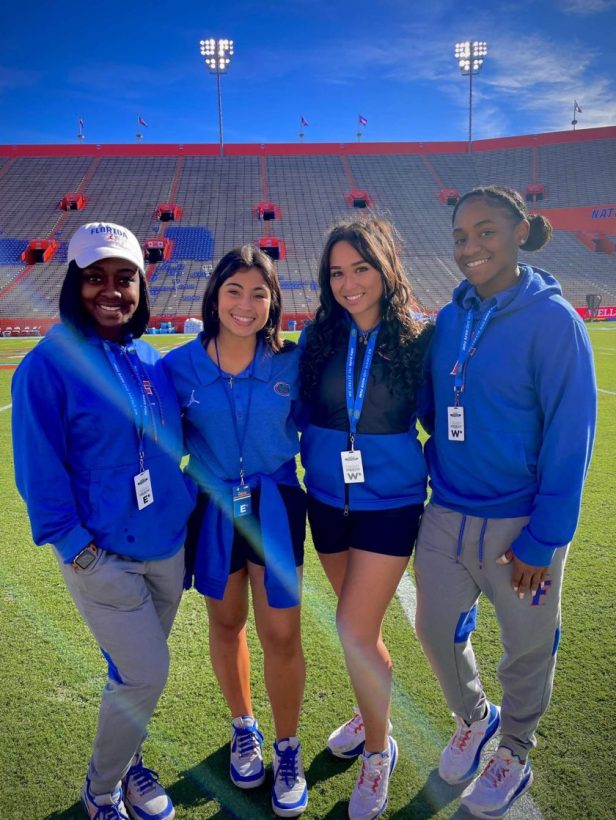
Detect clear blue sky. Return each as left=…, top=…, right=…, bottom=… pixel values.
left=1, top=0, right=615, bottom=146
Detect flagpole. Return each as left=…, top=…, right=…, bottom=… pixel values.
left=299, top=116, right=304, bottom=142
left=572, top=101, right=577, bottom=131
left=77, top=117, right=85, bottom=143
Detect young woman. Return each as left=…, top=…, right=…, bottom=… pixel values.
left=299, top=217, right=433, bottom=820
left=414, top=186, right=596, bottom=818
left=12, top=222, right=196, bottom=819
left=164, top=246, right=308, bottom=818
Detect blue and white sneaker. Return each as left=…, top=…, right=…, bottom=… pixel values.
left=439, top=702, right=501, bottom=785
left=461, top=747, right=534, bottom=818
left=82, top=776, right=129, bottom=819
left=230, top=716, right=265, bottom=789
left=123, top=754, right=175, bottom=819
left=348, top=735, right=398, bottom=820
left=271, top=737, right=308, bottom=817
left=327, top=707, right=393, bottom=759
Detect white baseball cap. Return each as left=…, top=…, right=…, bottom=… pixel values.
left=67, top=222, right=145, bottom=275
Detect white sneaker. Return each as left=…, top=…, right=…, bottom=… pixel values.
left=438, top=702, right=501, bottom=784
left=461, top=747, right=534, bottom=818
left=230, top=715, right=265, bottom=789
left=82, top=776, right=129, bottom=819
left=327, top=707, right=393, bottom=759
left=271, top=737, right=308, bottom=817
left=123, top=753, right=175, bottom=819
left=348, top=736, right=398, bottom=820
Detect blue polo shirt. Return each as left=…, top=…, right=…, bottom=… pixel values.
left=164, top=333, right=301, bottom=486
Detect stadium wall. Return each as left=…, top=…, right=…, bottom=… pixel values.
left=1, top=126, right=614, bottom=158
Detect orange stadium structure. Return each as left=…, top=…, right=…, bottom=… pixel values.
left=0, top=125, right=615, bottom=335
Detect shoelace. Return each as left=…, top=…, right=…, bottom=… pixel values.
left=346, top=712, right=365, bottom=736
left=234, top=724, right=264, bottom=759
left=482, top=756, right=511, bottom=788
left=92, top=803, right=127, bottom=820
left=127, top=760, right=160, bottom=795
left=276, top=745, right=299, bottom=787
left=451, top=717, right=473, bottom=752
left=357, top=754, right=386, bottom=796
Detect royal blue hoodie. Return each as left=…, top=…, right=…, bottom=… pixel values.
left=12, top=324, right=196, bottom=563
left=420, top=265, right=596, bottom=566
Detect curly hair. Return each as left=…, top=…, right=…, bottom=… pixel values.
left=452, top=185, right=552, bottom=251
left=201, top=245, right=285, bottom=352
left=300, top=216, right=433, bottom=402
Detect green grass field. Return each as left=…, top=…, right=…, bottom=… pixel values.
left=1, top=327, right=614, bottom=820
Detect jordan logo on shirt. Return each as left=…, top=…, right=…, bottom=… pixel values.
left=186, top=390, right=200, bottom=407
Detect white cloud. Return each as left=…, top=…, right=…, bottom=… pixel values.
left=557, top=0, right=616, bottom=14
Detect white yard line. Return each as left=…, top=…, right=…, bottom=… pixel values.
left=598, top=388, right=616, bottom=396
left=0, top=403, right=12, bottom=412
left=396, top=571, right=545, bottom=818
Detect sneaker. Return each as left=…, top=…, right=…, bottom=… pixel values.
left=123, top=754, right=175, bottom=820
left=327, top=707, right=393, bottom=759
left=438, top=702, right=501, bottom=785
left=348, top=736, right=398, bottom=820
left=271, top=737, right=308, bottom=817
left=461, top=748, right=534, bottom=818
left=230, top=716, right=265, bottom=789
left=82, top=776, right=129, bottom=820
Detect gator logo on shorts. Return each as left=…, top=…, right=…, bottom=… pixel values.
left=274, top=381, right=291, bottom=397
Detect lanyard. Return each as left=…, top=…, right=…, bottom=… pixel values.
left=452, top=306, right=496, bottom=405
left=345, top=324, right=379, bottom=447
left=214, top=337, right=255, bottom=485
left=103, top=341, right=160, bottom=472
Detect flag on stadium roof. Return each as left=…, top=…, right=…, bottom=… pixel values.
left=138, top=115, right=149, bottom=127
left=300, top=116, right=309, bottom=127
left=359, top=114, right=368, bottom=126
left=574, top=100, right=582, bottom=113
left=78, top=117, right=85, bottom=130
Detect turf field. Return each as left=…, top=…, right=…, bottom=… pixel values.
left=0, top=327, right=614, bottom=820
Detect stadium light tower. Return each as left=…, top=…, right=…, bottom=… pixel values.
left=199, top=38, right=234, bottom=158
left=455, top=41, right=488, bottom=155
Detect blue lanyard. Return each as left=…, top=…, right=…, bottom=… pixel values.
left=452, top=306, right=496, bottom=404
left=103, top=341, right=159, bottom=471
left=345, top=325, right=379, bottom=446
left=214, top=337, right=255, bottom=485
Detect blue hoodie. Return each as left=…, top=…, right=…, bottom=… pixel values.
left=12, top=323, right=196, bottom=563
left=421, top=265, right=596, bottom=566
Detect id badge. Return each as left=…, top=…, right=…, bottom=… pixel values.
left=447, top=406, right=465, bottom=441
left=341, top=450, right=365, bottom=484
left=134, top=469, right=154, bottom=510
left=232, top=484, right=252, bottom=518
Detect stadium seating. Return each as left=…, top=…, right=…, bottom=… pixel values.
left=0, top=129, right=614, bottom=326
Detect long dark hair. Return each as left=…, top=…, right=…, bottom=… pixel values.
left=59, top=260, right=150, bottom=338
left=201, top=245, right=285, bottom=352
left=452, top=185, right=553, bottom=251
left=300, top=216, right=432, bottom=400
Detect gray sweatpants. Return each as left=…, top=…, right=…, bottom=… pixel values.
left=56, top=547, right=184, bottom=794
left=414, top=502, right=567, bottom=760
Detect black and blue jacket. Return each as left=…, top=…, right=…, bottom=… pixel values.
left=299, top=325, right=428, bottom=511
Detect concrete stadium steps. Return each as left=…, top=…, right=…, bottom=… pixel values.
left=0, top=135, right=614, bottom=320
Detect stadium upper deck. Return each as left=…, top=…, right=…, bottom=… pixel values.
left=0, top=125, right=614, bottom=329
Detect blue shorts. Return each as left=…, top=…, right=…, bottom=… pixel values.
left=307, top=495, right=423, bottom=557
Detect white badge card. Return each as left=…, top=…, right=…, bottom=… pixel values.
left=447, top=406, right=465, bottom=442
left=134, top=469, right=154, bottom=509
left=341, top=450, right=365, bottom=484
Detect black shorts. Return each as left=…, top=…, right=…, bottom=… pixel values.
left=186, top=484, right=306, bottom=577
left=307, top=495, right=423, bottom=558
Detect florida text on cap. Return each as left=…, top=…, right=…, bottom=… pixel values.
left=67, top=222, right=145, bottom=275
